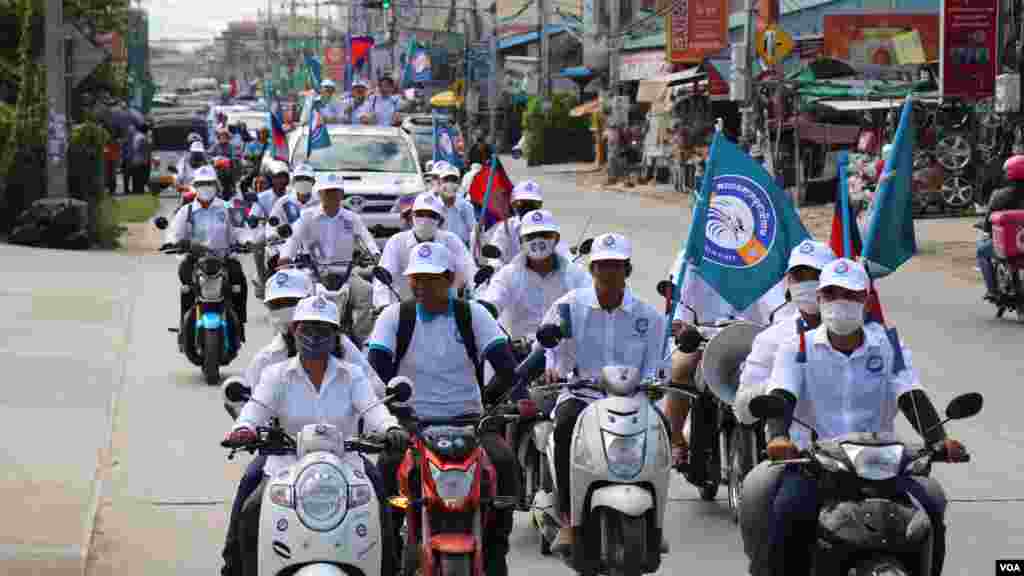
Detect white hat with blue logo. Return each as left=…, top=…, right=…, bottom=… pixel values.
left=519, top=209, right=560, bottom=237
left=293, top=164, right=316, bottom=181
left=193, top=165, right=218, bottom=184
left=314, top=173, right=345, bottom=194
left=405, top=242, right=451, bottom=276
left=264, top=269, right=313, bottom=303
left=321, top=79, right=337, bottom=89
left=412, top=192, right=446, bottom=217
left=189, top=141, right=205, bottom=153
left=787, top=240, right=836, bottom=272
left=819, top=258, right=868, bottom=292
left=512, top=180, right=543, bottom=202
left=590, top=232, right=631, bottom=262
left=292, top=291, right=340, bottom=326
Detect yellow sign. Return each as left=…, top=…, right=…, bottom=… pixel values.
left=756, top=25, right=794, bottom=65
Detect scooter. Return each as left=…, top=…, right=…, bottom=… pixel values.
left=747, top=391, right=982, bottom=576
left=221, top=376, right=413, bottom=576
left=981, top=210, right=1024, bottom=319
left=530, top=324, right=673, bottom=575
left=155, top=214, right=250, bottom=385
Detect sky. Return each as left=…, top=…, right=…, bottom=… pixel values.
left=144, top=0, right=278, bottom=50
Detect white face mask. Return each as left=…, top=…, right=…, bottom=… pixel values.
left=268, top=307, right=295, bottom=334
left=524, top=238, right=555, bottom=261
left=412, top=216, right=438, bottom=239
left=293, top=181, right=314, bottom=201
left=441, top=182, right=459, bottom=198
left=196, top=185, right=217, bottom=203
left=788, top=281, right=820, bottom=314
left=820, top=299, right=865, bottom=336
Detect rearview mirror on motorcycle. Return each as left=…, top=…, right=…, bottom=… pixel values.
left=276, top=223, right=292, bottom=239
left=656, top=280, right=674, bottom=299
left=474, top=266, right=494, bottom=286
left=223, top=377, right=252, bottom=403
left=748, top=394, right=785, bottom=420
left=536, top=324, right=563, bottom=349
left=154, top=216, right=169, bottom=230
left=373, top=266, right=394, bottom=286
left=167, top=165, right=178, bottom=174
left=481, top=244, right=502, bottom=259
left=268, top=216, right=280, bottom=227
left=385, top=377, right=413, bottom=403
left=246, top=217, right=260, bottom=229
left=576, top=237, right=593, bottom=256
left=675, top=328, right=704, bottom=354
left=946, top=392, right=983, bottom=420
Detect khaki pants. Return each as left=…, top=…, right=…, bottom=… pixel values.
left=666, top=349, right=701, bottom=445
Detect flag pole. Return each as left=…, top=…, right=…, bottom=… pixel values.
left=473, top=154, right=499, bottom=261
left=838, top=150, right=853, bottom=258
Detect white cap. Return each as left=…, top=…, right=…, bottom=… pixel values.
left=193, top=166, right=218, bottom=184
left=269, top=161, right=290, bottom=176
left=293, top=164, right=315, bottom=180
left=787, top=240, right=836, bottom=272
left=440, top=164, right=460, bottom=179
left=590, top=233, right=631, bottom=261
left=404, top=242, right=451, bottom=276
left=264, top=269, right=313, bottom=303
left=292, top=291, right=340, bottom=326
left=189, top=141, right=205, bottom=153
left=412, top=192, right=445, bottom=217
left=321, top=79, right=336, bottom=89
left=818, top=258, right=869, bottom=292
left=519, top=209, right=560, bottom=237
left=429, top=161, right=450, bottom=176
left=314, top=172, right=345, bottom=194
left=352, top=78, right=368, bottom=88
left=512, top=180, right=543, bottom=202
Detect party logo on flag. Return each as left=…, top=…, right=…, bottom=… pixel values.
left=704, top=174, right=777, bottom=269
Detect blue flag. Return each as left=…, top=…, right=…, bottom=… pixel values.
left=673, top=129, right=810, bottom=313
left=861, top=97, right=917, bottom=278
left=307, top=99, right=331, bottom=158
left=305, top=55, right=322, bottom=93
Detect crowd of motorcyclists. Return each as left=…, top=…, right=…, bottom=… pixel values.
left=151, top=133, right=1006, bottom=576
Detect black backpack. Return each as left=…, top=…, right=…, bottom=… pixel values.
left=394, top=299, right=482, bottom=388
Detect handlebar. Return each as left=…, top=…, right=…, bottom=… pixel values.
left=159, top=242, right=250, bottom=256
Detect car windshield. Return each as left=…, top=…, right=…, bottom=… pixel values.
left=292, top=133, right=417, bottom=173
left=152, top=124, right=197, bottom=151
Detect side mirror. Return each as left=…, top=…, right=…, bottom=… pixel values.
left=748, top=394, right=785, bottom=421
left=268, top=216, right=280, bottom=227
left=676, top=328, right=704, bottom=354
left=246, top=217, right=260, bottom=229
left=276, top=223, right=292, bottom=239
left=474, top=265, right=494, bottom=286
left=656, top=279, right=675, bottom=300
left=573, top=237, right=593, bottom=256
left=385, top=377, right=413, bottom=403
left=536, top=323, right=563, bottom=349
left=167, top=165, right=178, bottom=173
left=154, top=216, right=169, bottom=230
left=223, top=377, right=252, bottom=403
left=373, top=266, right=394, bottom=286
left=946, top=392, right=983, bottom=420
left=481, top=244, right=502, bottom=259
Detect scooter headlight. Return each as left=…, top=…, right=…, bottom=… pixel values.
left=295, top=462, right=347, bottom=531
left=603, top=432, right=646, bottom=479
left=842, top=444, right=903, bottom=481
left=428, top=461, right=476, bottom=501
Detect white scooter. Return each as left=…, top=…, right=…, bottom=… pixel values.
left=529, top=324, right=673, bottom=575
left=221, top=376, right=412, bottom=576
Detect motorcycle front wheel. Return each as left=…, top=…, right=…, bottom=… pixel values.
left=599, top=508, right=646, bottom=576
left=203, top=328, right=221, bottom=386
left=437, top=553, right=472, bottom=576
left=852, top=556, right=910, bottom=576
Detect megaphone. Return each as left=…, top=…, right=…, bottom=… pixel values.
left=699, top=322, right=764, bottom=404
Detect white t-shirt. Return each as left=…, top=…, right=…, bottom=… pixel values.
left=372, top=229, right=478, bottom=308
left=368, top=299, right=507, bottom=420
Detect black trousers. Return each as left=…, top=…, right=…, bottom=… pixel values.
left=128, top=164, right=150, bottom=195
left=377, top=430, right=520, bottom=576
left=178, top=256, right=248, bottom=327
left=554, top=398, right=588, bottom=515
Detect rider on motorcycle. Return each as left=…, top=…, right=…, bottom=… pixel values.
left=209, top=125, right=238, bottom=160
left=740, top=258, right=969, bottom=576
left=278, top=173, right=381, bottom=347
left=163, top=165, right=249, bottom=342
left=268, top=163, right=318, bottom=227
left=371, top=192, right=477, bottom=309
left=222, top=291, right=410, bottom=576
left=734, top=240, right=836, bottom=429
left=438, top=164, right=476, bottom=247
left=977, top=154, right=1024, bottom=302
left=176, top=141, right=208, bottom=187
left=478, top=209, right=590, bottom=340
left=486, top=181, right=545, bottom=264
left=540, top=232, right=666, bottom=553
left=249, top=161, right=292, bottom=297
left=367, top=241, right=522, bottom=576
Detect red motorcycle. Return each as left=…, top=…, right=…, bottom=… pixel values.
left=390, top=409, right=519, bottom=576
left=987, top=209, right=1024, bottom=319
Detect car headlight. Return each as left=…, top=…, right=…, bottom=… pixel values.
left=429, top=461, right=475, bottom=501
left=603, top=432, right=646, bottom=479
left=842, top=444, right=903, bottom=481
left=295, top=462, right=347, bottom=532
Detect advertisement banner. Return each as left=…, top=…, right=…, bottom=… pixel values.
left=666, top=0, right=728, bottom=63
left=324, top=47, right=345, bottom=82
left=940, top=0, right=999, bottom=100
left=823, top=13, right=939, bottom=67
left=619, top=50, right=671, bottom=81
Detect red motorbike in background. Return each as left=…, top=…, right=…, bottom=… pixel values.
left=984, top=209, right=1024, bottom=319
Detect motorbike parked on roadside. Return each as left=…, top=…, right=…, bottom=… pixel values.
left=154, top=213, right=250, bottom=385
left=529, top=323, right=673, bottom=574
left=221, top=377, right=413, bottom=576
left=978, top=209, right=1024, bottom=319
left=747, top=391, right=982, bottom=576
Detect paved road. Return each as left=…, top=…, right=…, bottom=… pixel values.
left=3, top=158, right=1020, bottom=576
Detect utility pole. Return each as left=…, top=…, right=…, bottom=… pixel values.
left=46, top=0, right=68, bottom=197
left=539, top=0, right=550, bottom=101
left=740, top=0, right=756, bottom=150
left=488, top=0, right=497, bottom=145
left=607, top=0, right=622, bottom=182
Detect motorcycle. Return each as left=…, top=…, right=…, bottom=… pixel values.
left=530, top=325, right=672, bottom=575
left=981, top=209, right=1024, bottom=319
left=221, top=376, right=413, bottom=576
left=154, top=214, right=250, bottom=386
left=213, top=156, right=237, bottom=199
left=387, top=394, right=521, bottom=576
left=747, top=391, right=982, bottom=576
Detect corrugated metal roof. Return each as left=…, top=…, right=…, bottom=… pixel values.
left=498, top=25, right=568, bottom=50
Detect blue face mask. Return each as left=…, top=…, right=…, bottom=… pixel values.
left=297, top=331, right=334, bottom=360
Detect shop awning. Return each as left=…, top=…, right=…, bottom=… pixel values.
left=558, top=66, right=594, bottom=78
left=665, top=67, right=706, bottom=85
left=818, top=99, right=903, bottom=112
left=498, top=25, right=567, bottom=50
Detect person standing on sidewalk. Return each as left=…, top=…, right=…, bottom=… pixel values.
left=126, top=123, right=152, bottom=195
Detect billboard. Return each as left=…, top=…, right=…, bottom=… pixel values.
left=823, top=12, right=940, bottom=67
left=940, top=0, right=999, bottom=100
left=666, top=0, right=728, bottom=63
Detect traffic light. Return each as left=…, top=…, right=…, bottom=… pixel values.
left=382, top=0, right=390, bottom=8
